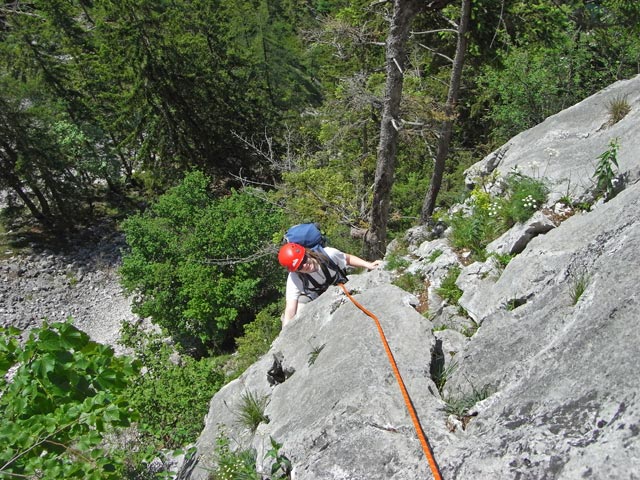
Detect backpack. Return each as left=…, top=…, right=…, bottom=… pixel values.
left=283, top=223, right=327, bottom=249
left=283, top=223, right=348, bottom=293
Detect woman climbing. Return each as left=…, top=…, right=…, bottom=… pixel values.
left=278, top=242, right=382, bottom=326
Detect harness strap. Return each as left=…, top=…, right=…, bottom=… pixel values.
left=338, top=283, right=443, bottom=480
left=300, top=257, right=348, bottom=295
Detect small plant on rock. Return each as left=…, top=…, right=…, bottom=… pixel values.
left=444, top=384, right=493, bottom=422
left=594, top=138, right=620, bottom=200
left=264, top=437, right=292, bottom=479
left=236, top=391, right=270, bottom=432
left=210, top=434, right=259, bottom=480
left=432, top=360, right=458, bottom=394
left=607, top=95, right=631, bottom=125
left=436, top=266, right=463, bottom=306
left=427, top=249, right=443, bottom=263
left=489, top=252, right=515, bottom=271
left=307, top=343, right=326, bottom=366
left=570, top=270, right=590, bottom=305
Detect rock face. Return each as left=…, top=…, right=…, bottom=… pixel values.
left=179, top=272, right=454, bottom=480
left=464, top=75, right=640, bottom=205
left=180, top=75, right=640, bottom=479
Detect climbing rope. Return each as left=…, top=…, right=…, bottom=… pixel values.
left=338, top=283, right=443, bottom=480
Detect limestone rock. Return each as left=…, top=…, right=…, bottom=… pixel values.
left=465, top=75, right=640, bottom=205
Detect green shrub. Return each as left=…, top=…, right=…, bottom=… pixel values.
left=120, top=171, right=285, bottom=351
left=121, top=328, right=225, bottom=450
left=228, top=303, right=283, bottom=379
left=501, top=172, right=549, bottom=225
left=209, top=435, right=291, bottom=480
left=448, top=173, right=547, bottom=260
left=210, top=434, right=259, bottom=480
left=0, top=321, right=138, bottom=479
left=384, top=251, right=411, bottom=271
left=594, top=139, right=620, bottom=200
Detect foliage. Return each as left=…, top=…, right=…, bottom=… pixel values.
left=120, top=171, right=285, bottom=351
left=392, top=272, right=426, bottom=296
left=448, top=173, right=547, bottom=259
left=278, top=167, right=371, bottom=254
left=470, top=1, right=640, bottom=146
left=0, top=321, right=138, bottom=479
left=607, top=95, right=631, bottom=125
left=594, top=139, right=620, bottom=200
left=500, top=172, right=549, bottom=225
left=210, top=434, right=260, bottom=480
left=444, top=384, right=493, bottom=421
left=265, top=437, right=292, bottom=479
left=384, top=251, right=411, bottom=271
left=209, top=434, right=291, bottom=480
left=448, top=207, right=497, bottom=261
left=569, top=270, right=590, bottom=305
left=228, top=303, right=283, bottom=379
left=0, top=0, right=322, bottom=228
left=118, top=324, right=225, bottom=450
left=435, top=267, right=463, bottom=306
left=235, top=391, right=270, bottom=433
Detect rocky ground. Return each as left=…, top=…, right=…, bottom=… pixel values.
left=0, top=221, right=138, bottom=356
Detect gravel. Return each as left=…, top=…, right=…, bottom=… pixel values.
left=0, top=223, right=140, bottom=356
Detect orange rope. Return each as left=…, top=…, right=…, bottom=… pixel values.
left=338, top=283, right=443, bottom=480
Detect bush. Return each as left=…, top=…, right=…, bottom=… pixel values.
left=120, top=171, right=285, bottom=351
left=448, top=209, right=498, bottom=261
left=0, top=322, right=138, bottom=479
left=228, top=303, right=283, bottom=379
left=448, top=174, right=547, bottom=260
left=121, top=329, right=225, bottom=449
left=501, top=172, right=549, bottom=225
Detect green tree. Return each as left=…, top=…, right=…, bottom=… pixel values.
left=120, top=171, right=285, bottom=352
left=0, top=321, right=139, bottom=479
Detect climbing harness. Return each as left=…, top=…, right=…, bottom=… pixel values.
left=338, top=283, right=443, bottom=480
left=298, top=257, right=349, bottom=296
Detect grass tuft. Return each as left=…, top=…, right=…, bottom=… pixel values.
left=570, top=270, right=590, bottom=305
left=236, top=391, right=270, bottom=432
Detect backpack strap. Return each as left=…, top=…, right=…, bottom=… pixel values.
left=297, top=249, right=349, bottom=296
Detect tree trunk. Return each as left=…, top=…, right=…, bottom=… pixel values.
left=366, top=0, right=421, bottom=258
left=420, top=0, right=471, bottom=222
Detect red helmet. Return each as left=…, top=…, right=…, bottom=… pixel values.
left=278, top=243, right=305, bottom=272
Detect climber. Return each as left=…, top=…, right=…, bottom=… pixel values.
left=278, top=242, right=382, bottom=326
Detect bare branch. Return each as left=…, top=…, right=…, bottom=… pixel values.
left=417, top=43, right=454, bottom=63
left=411, top=28, right=457, bottom=35
left=201, top=243, right=279, bottom=266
